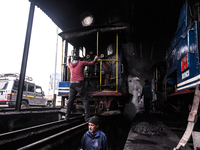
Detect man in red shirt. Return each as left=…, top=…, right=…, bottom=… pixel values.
left=65, top=55, right=98, bottom=122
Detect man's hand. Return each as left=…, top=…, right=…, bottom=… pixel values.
left=88, top=55, right=99, bottom=66
left=94, top=55, right=98, bottom=60
left=68, top=56, right=71, bottom=63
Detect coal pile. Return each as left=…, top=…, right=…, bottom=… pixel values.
left=132, top=122, right=165, bottom=136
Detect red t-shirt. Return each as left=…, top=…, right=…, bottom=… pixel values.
left=68, top=61, right=89, bottom=81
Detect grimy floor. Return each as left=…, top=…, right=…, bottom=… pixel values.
left=123, top=112, right=192, bottom=150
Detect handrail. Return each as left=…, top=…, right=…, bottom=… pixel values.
left=98, top=59, right=118, bottom=62
left=116, top=33, right=119, bottom=92
left=100, top=60, right=102, bottom=91
left=97, top=32, right=99, bottom=55
left=98, top=33, right=119, bottom=92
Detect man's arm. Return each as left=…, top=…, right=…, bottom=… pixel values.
left=78, top=133, right=86, bottom=150
left=88, top=55, right=98, bottom=66
left=103, top=136, right=109, bottom=150
left=68, top=56, right=71, bottom=64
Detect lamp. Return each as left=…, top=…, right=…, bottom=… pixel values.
left=80, top=12, right=94, bottom=26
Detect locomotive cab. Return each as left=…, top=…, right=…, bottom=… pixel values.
left=58, top=25, right=128, bottom=114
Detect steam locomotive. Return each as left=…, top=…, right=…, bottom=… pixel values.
left=58, top=25, right=129, bottom=115
left=152, top=0, right=200, bottom=113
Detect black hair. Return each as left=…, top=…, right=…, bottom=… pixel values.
left=74, top=56, right=81, bottom=60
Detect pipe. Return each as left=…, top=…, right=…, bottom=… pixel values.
left=15, top=1, right=35, bottom=111
left=96, top=31, right=101, bottom=90
left=116, top=33, right=119, bottom=92
left=97, top=32, right=99, bottom=55
left=99, top=59, right=118, bottom=61
left=100, top=60, right=102, bottom=91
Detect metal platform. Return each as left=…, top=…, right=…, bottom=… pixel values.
left=0, top=108, right=64, bottom=134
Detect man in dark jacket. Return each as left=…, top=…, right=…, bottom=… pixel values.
left=65, top=55, right=98, bottom=122
left=141, top=80, right=152, bottom=114
left=79, top=116, right=108, bottom=150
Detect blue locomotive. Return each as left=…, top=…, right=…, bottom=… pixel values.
left=166, top=1, right=199, bottom=91
left=152, top=1, right=200, bottom=111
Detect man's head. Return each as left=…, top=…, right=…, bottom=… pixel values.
left=74, top=56, right=81, bottom=61
left=88, top=116, right=100, bottom=134
left=144, top=79, right=149, bottom=85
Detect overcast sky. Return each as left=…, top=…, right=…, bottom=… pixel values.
left=0, top=1, right=65, bottom=95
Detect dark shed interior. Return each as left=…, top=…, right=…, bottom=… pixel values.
left=29, top=0, right=186, bottom=82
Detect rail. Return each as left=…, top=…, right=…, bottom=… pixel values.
left=0, top=115, right=87, bottom=150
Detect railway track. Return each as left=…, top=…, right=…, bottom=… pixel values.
left=0, top=115, right=88, bottom=150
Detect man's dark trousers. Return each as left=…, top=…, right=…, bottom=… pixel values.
left=144, top=97, right=151, bottom=114
left=65, top=81, right=90, bottom=121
